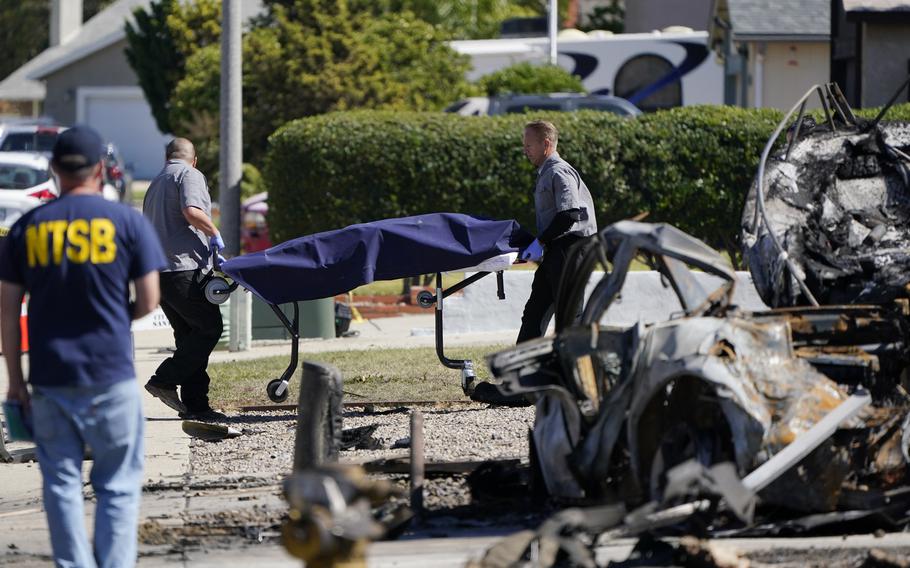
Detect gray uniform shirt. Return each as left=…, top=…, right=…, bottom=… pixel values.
left=143, top=159, right=211, bottom=272
left=534, top=152, right=597, bottom=238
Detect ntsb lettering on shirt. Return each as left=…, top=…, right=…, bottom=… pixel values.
left=25, top=218, right=117, bottom=266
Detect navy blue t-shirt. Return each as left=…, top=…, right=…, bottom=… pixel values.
left=0, top=194, right=166, bottom=388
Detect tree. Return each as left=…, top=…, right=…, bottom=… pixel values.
left=124, top=1, right=180, bottom=133
left=477, top=62, right=586, bottom=96
left=345, top=0, right=544, bottom=39
left=167, top=1, right=475, bottom=168
left=0, top=0, right=114, bottom=83
left=124, top=0, right=220, bottom=134
left=581, top=0, right=624, bottom=34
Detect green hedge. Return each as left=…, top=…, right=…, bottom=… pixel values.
left=264, top=103, right=910, bottom=259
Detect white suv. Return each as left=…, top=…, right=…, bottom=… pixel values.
left=0, top=124, right=67, bottom=155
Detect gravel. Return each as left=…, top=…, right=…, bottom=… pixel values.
left=189, top=404, right=535, bottom=477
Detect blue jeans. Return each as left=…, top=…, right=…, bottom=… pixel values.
left=31, top=380, right=144, bottom=568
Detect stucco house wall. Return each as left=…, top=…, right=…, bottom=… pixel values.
left=745, top=41, right=829, bottom=109
left=41, top=39, right=137, bottom=125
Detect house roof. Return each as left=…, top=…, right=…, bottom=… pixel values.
left=0, top=0, right=147, bottom=101
left=844, top=0, right=910, bottom=11
left=0, top=56, right=49, bottom=101
left=715, top=0, right=830, bottom=41
left=0, top=0, right=262, bottom=102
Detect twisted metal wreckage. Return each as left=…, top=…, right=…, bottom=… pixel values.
left=277, top=82, right=910, bottom=566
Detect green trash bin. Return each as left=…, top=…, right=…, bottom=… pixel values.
left=250, top=295, right=335, bottom=340
left=299, top=297, right=335, bottom=339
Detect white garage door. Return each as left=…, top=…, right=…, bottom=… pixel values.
left=77, top=87, right=171, bottom=180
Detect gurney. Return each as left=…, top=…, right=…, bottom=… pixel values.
left=207, top=213, right=533, bottom=403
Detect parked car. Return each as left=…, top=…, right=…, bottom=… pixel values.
left=0, top=192, right=42, bottom=235
left=0, top=152, right=58, bottom=201
left=0, top=124, right=67, bottom=155
left=445, top=93, right=642, bottom=117
left=241, top=192, right=272, bottom=252
left=103, top=143, right=133, bottom=202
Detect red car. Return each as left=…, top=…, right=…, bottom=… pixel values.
left=241, top=192, right=272, bottom=252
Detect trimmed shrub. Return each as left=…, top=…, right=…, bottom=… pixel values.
left=477, top=62, right=586, bottom=96
left=264, top=103, right=910, bottom=261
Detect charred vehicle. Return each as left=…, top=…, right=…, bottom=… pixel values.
left=487, top=83, right=910, bottom=527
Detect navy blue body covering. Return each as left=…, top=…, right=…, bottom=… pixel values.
left=221, top=213, right=532, bottom=304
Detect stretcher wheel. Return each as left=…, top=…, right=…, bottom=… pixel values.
left=267, top=378, right=290, bottom=403
left=204, top=277, right=231, bottom=305
left=416, top=290, right=436, bottom=308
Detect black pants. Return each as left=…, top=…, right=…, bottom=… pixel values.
left=152, top=270, right=224, bottom=412
left=516, top=235, right=584, bottom=344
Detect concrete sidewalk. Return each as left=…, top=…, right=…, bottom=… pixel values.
left=0, top=314, right=513, bottom=566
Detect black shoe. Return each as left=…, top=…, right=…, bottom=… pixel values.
left=179, top=408, right=228, bottom=422
left=145, top=381, right=187, bottom=414
left=470, top=381, right=533, bottom=407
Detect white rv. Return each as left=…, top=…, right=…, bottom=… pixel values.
left=450, top=30, right=724, bottom=112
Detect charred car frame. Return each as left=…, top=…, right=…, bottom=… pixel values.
left=488, top=83, right=910, bottom=528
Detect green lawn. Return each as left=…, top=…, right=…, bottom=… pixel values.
left=208, top=343, right=510, bottom=408
left=130, top=180, right=150, bottom=208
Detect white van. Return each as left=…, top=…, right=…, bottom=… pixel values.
left=451, top=29, right=723, bottom=112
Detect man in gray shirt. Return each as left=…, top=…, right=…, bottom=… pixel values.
left=143, top=138, right=226, bottom=421
left=516, top=120, right=597, bottom=343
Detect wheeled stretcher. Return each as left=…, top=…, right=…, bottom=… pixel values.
left=206, top=213, right=532, bottom=403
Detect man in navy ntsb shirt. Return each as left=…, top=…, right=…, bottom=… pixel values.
left=0, top=126, right=166, bottom=568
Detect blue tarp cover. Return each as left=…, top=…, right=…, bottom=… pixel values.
left=221, top=213, right=531, bottom=304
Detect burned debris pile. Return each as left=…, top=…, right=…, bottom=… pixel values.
left=742, top=86, right=910, bottom=308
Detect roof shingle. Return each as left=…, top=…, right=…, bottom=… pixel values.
left=726, top=0, right=830, bottom=39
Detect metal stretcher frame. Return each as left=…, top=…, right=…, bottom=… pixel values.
left=258, top=269, right=506, bottom=403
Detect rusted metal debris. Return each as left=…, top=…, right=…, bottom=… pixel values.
left=281, top=464, right=410, bottom=567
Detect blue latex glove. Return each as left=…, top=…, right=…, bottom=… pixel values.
left=520, top=239, right=544, bottom=262
left=210, top=233, right=225, bottom=252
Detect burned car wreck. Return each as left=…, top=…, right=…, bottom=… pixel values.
left=482, top=85, right=910, bottom=554
left=469, top=86, right=910, bottom=568
left=490, top=221, right=904, bottom=514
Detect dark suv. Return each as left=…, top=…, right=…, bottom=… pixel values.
left=445, top=93, right=641, bottom=117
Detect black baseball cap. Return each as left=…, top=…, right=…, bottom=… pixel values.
left=51, top=125, right=104, bottom=172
